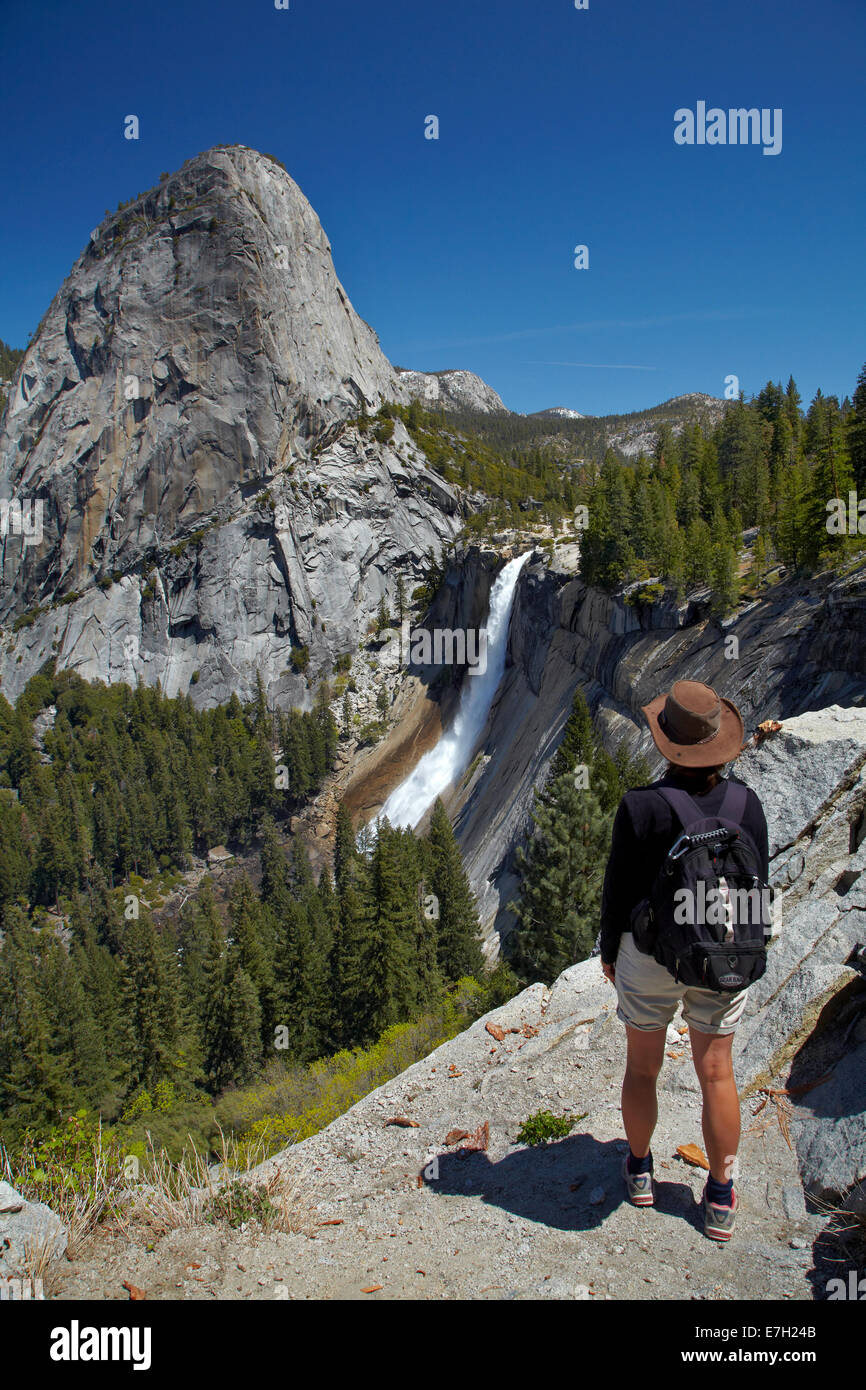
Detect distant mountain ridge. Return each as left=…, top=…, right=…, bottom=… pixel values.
left=395, top=371, right=729, bottom=456
left=530, top=406, right=587, bottom=420
left=394, top=367, right=508, bottom=415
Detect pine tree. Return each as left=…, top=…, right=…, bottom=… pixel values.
left=120, top=910, right=184, bottom=1092
left=365, top=818, right=418, bottom=1031
left=427, top=799, right=485, bottom=982
left=40, top=932, right=114, bottom=1110
left=260, top=817, right=291, bottom=905
left=333, top=866, right=373, bottom=1045
left=685, top=517, right=713, bottom=589
left=773, top=454, right=811, bottom=569
left=847, top=362, right=866, bottom=491
left=803, top=393, right=856, bottom=568
left=314, top=682, right=338, bottom=771
left=333, top=802, right=359, bottom=894
left=0, top=910, right=73, bottom=1128
left=205, top=965, right=263, bottom=1090
left=709, top=538, right=740, bottom=616
left=68, top=901, right=130, bottom=1102
left=549, top=688, right=595, bottom=783
left=272, top=897, right=328, bottom=1061
left=509, top=776, right=609, bottom=984
left=227, top=873, right=275, bottom=1044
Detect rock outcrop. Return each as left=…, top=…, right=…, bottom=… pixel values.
left=733, top=706, right=866, bottom=1214
left=0, top=1179, right=67, bottom=1285
left=0, top=146, right=461, bottom=706
left=395, top=368, right=509, bottom=415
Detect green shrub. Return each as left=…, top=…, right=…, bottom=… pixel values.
left=357, top=719, right=385, bottom=745
left=117, top=1100, right=218, bottom=1164
left=12, top=608, right=43, bottom=632
left=154, top=1079, right=177, bottom=1113
left=290, top=645, right=309, bottom=673
left=461, top=752, right=483, bottom=787
left=374, top=418, right=395, bottom=444
left=3, top=1111, right=128, bottom=1239
left=516, top=1110, right=586, bottom=1146
left=122, top=1089, right=153, bottom=1121
left=170, top=527, right=209, bottom=559
left=625, top=582, right=665, bottom=608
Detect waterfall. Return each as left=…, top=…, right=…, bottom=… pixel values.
left=376, top=551, right=531, bottom=831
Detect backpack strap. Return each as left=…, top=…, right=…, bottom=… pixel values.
left=717, top=777, right=748, bottom=825
left=655, top=785, right=704, bottom=829
left=656, top=777, right=748, bottom=831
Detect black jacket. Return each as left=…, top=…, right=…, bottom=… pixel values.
left=599, top=771, right=770, bottom=965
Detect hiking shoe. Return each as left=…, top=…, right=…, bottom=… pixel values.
left=623, top=1158, right=654, bottom=1207
left=702, top=1185, right=737, bottom=1241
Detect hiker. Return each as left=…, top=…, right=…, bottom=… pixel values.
left=599, top=680, right=770, bottom=1241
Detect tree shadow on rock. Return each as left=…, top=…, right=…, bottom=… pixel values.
left=422, top=1131, right=699, bottom=1232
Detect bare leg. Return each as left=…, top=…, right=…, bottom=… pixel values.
left=689, top=1028, right=740, bottom=1183
left=621, top=1025, right=666, bottom=1157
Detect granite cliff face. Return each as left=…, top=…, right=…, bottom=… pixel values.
left=0, top=145, right=460, bottom=706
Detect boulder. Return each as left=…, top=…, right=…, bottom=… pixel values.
left=0, top=1179, right=67, bottom=1279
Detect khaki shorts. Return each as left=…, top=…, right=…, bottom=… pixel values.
left=614, top=931, right=748, bottom=1036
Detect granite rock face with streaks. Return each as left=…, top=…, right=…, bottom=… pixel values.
left=0, top=145, right=459, bottom=706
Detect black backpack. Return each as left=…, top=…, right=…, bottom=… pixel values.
left=630, top=779, right=772, bottom=993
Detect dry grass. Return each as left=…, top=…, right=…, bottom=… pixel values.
left=4, top=1118, right=315, bottom=1270
left=126, top=1122, right=313, bottom=1235
left=747, top=1087, right=795, bottom=1150
left=22, top=1230, right=64, bottom=1283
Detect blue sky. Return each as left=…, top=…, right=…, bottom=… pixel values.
left=1, top=0, right=864, bottom=416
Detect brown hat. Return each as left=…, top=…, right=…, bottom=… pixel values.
left=641, top=680, right=745, bottom=768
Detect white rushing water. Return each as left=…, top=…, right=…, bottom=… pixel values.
left=376, top=551, right=531, bottom=831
